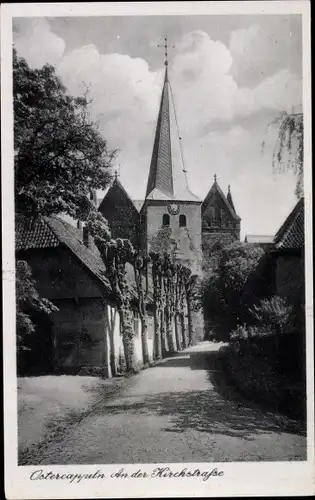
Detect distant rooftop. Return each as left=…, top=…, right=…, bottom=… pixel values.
left=244, top=235, right=274, bottom=244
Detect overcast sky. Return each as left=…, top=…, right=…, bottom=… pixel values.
left=13, top=15, right=302, bottom=238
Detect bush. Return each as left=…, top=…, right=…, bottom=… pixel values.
left=249, top=296, right=293, bottom=333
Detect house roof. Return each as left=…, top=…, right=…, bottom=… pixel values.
left=16, top=216, right=60, bottom=250
left=202, top=178, right=241, bottom=220
left=274, top=198, right=304, bottom=250
left=145, top=68, right=201, bottom=203
left=16, top=214, right=111, bottom=292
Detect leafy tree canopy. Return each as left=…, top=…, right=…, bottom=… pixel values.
left=16, top=260, right=57, bottom=351
left=263, top=111, right=304, bottom=199
left=199, top=241, right=264, bottom=340
left=14, top=48, right=115, bottom=219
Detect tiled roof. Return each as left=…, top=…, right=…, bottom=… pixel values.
left=47, top=217, right=111, bottom=290
left=15, top=215, right=60, bottom=250
left=274, top=198, right=304, bottom=250
left=16, top=214, right=111, bottom=292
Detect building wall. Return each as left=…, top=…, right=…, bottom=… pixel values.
left=202, top=193, right=240, bottom=238
left=52, top=297, right=111, bottom=377
left=18, top=247, right=104, bottom=300
left=131, top=311, right=155, bottom=366
left=144, top=201, right=203, bottom=275
left=275, top=253, right=304, bottom=304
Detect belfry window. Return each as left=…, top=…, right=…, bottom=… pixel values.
left=162, top=214, right=170, bottom=226
left=179, top=214, right=187, bottom=227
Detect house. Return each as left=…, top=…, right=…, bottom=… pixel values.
left=242, top=198, right=305, bottom=328
left=272, top=197, right=305, bottom=321
left=16, top=214, right=155, bottom=377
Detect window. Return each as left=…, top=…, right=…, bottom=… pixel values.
left=179, top=214, right=187, bottom=227
left=162, top=214, right=170, bottom=226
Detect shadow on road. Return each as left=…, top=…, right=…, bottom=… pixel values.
left=157, top=350, right=211, bottom=370
left=102, top=349, right=306, bottom=443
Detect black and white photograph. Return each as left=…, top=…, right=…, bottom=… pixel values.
left=2, top=1, right=313, bottom=498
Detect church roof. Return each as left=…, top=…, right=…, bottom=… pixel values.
left=202, top=178, right=240, bottom=220
left=145, top=68, right=200, bottom=203
left=227, top=185, right=236, bottom=212
left=274, top=198, right=304, bottom=250
left=98, top=177, right=140, bottom=214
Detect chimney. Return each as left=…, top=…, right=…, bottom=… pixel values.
left=82, top=224, right=97, bottom=253
left=89, top=190, right=98, bottom=207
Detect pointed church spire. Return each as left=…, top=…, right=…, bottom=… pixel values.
left=145, top=43, right=200, bottom=202
left=227, top=184, right=236, bottom=212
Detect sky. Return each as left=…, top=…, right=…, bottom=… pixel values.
left=13, top=15, right=303, bottom=238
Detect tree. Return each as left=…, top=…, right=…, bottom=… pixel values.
left=263, top=111, right=303, bottom=199
left=185, top=272, right=198, bottom=346
left=149, top=227, right=178, bottom=256
left=199, top=241, right=264, bottom=340
left=16, top=260, right=58, bottom=352
left=87, top=213, right=136, bottom=373
left=133, top=253, right=150, bottom=366
left=162, top=253, right=176, bottom=354
left=13, top=48, right=115, bottom=220
left=150, top=252, right=164, bottom=359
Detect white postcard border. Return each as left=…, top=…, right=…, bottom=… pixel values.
left=2, top=2, right=313, bottom=498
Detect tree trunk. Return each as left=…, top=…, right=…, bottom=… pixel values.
left=165, top=309, right=176, bottom=354
left=141, top=316, right=150, bottom=365
left=119, top=310, right=135, bottom=373
left=174, top=313, right=181, bottom=351
left=106, top=306, right=117, bottom=377
left=160, top=309, right=167, bottom=358
left=153, top=302, right=162, bottom=360
left=108, top=327, right=116, bottom=377
left=186, top=295, right=194, bottom=346
left=180, top=313, right=187, bottom=349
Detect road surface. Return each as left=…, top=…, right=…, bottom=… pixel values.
left=37, top=342, right=306, bottom=464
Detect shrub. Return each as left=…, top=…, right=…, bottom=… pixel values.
left=249, top=296, right=293, bottom=333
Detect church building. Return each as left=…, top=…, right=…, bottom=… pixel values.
left=98, top=41, right=241, bottom=275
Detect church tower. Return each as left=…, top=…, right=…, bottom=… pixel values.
left=140, top=43, right=202, bottom=275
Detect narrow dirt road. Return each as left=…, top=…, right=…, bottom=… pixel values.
left=37, top=342, right=306, bottom=464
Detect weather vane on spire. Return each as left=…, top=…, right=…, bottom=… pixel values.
left=157, top=36, right=174, bottom=67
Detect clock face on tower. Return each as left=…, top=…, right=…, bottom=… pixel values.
left=168, top=203, right=180, bottom=215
